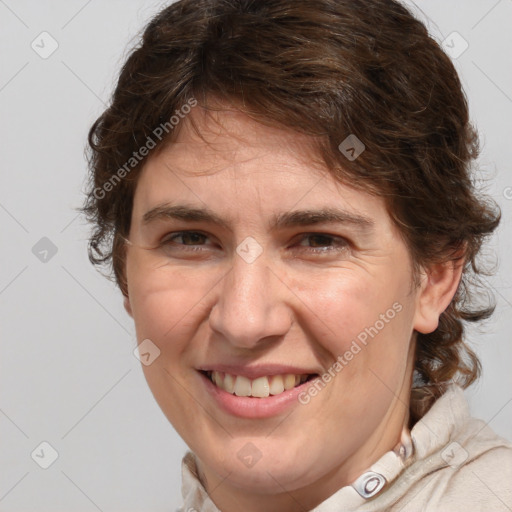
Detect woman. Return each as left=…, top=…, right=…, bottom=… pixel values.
left=83, top=0, right=512, bottom=510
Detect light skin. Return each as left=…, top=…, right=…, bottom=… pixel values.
left=123, top=104, right=463, bottom=512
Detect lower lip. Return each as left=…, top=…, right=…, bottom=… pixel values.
left=198, top=372, right=314, bottom=419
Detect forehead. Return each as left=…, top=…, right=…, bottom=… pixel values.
left=154, top=105, right=329, bottom=178
left=133, top=105, right=392, bottom=231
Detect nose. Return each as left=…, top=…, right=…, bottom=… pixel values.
left=208, top=251, right=292, bottom=350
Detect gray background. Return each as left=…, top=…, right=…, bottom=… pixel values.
left=0, top=1, right=511, bottom=510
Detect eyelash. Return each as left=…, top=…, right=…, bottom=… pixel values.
left=158, top=230, right=350, bottom=255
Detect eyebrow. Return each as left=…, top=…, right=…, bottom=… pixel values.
left=142, top=203, right=375, bottom=232
left=142, top=204, right=231, bottom=230
left=272, top=208, right=374, bottom=231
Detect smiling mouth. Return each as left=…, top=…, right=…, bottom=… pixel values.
left=201, top=370, right=318, bottom=398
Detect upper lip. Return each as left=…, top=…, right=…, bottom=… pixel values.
left=197, top=364, right=320, bottom=380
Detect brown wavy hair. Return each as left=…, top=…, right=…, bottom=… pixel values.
left=82, top=0, right=500, bottom=422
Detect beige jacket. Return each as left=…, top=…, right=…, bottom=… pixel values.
left=178, top=384, right=512, bottom=511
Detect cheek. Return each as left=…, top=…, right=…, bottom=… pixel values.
left=295, top=266, right=415, bottom=407
left=127, top=264, right=213, bottom=353
left=294, top=268, right=408, bottom=348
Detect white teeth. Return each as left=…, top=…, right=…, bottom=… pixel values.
left=269, top=375, right=285, bottom=395
left=251, top=376, right=270, bottom=398
left=213, top=371, right=223, bottom=388
left=208, top=371, right=311, bottom=398
left=223, top=373, right=235, bottom=394
left=284, top=374, right=296, bottom=390
left=234, top=375, right=252, bottom=397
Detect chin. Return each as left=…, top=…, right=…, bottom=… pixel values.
left=198, top=437, right=323, bottom=494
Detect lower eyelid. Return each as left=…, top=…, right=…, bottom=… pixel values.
left=301, top=244, right=342, bottom=251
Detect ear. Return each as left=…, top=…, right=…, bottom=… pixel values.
left=413, top=257, right=464, bottom=334
left=123, top=295, right=133, bottom=318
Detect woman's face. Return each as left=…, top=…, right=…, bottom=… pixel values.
left=125, top=106, right=425, bottom=505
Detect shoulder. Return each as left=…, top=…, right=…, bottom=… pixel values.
left=386, top=436, right=512, bottom=512
left=385, top=385, right=512, bottom=512
left=432, top=442, right=512, bottom=510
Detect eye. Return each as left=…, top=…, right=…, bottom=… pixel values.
left=165, top=231, right=208, bottom=246
left=294, top=233, right=350, bottom=254
left=159, top=231, right=217, bottom=252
